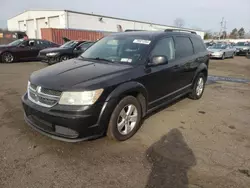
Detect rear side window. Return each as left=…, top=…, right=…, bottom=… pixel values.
left=191, top=37, right=206, bottom=53
left=150, top=37, right=175, bottom=61
left=175, top=37, right=194, bottom=58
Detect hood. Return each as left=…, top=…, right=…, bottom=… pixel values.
left=0, top=45, right=14, bottom=49
left=39, top=47, right=72, bottom=54
left=30, top=59, right=134, bottom=91
left=208, top=49, right=223, bottom=53
left=235, top=46, right=250, bottom=49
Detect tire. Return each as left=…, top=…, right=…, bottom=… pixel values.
left=231, top=52, right=235, bottom=58
left=1, top=52, right=14, bottom=63
left=60, top=55, right=69, bottom=62
left=189, top=73, right=206, bottom=100
left=221, top=53, right=225, bottom=60
left=107, top=96, right=142, bottom=141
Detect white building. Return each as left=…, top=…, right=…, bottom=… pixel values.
left=8, top=10, right=205, bottom=39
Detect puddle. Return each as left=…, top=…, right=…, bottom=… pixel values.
left=207, top=76, right=250, bottom=84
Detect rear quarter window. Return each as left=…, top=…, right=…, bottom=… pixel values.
left=191, top=37, right=206, bottom=53
left=175, top=36, right=194, bottom=58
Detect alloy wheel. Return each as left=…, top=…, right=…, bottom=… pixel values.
left=117, top=104, right=138, bottom=135
left=2, top=52, right=14, bottom=63
left=196, top=77, right=204, bottom=96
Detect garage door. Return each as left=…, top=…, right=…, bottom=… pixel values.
left=18, top=21, right=25, bottom=31
left=26, top=20, right=36, bottom=38
left=36, top=18, right=46, bottom=39
left=48, top=16, right=60, bottom=28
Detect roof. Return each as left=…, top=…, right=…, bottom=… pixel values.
left=8, top=9, right=204, bottom=33
left=109, top=30, right=200, bottom=39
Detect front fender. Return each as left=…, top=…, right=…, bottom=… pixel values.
left=105, top=81, right=148, bottom=102
left=96, top=82, right=148, bottom=129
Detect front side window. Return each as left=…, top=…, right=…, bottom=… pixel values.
left=175, top=37, right=194, bottom=58
left=150, top=37, right=175, bottom=61
left=80, top=36, right=151, bottom=64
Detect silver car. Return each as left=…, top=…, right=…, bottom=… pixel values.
left=235, top=42, right=250, bottom=55
left=208, top=43, right=235, bottom=59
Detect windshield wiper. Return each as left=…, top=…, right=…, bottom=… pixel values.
left=80, top=57, right=113, bottom=63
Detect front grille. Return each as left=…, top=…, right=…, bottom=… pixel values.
left=41, top=88, right=62, bottom=97
left=28, top=83, right=61, bottom=107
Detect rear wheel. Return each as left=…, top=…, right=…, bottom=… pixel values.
left=107, top=96, right=142, bottom=141
left=189, top=73, right=206, bottom=100
left=1, top=52, right=14, bottom=63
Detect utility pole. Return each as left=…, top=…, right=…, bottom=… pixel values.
left=219, top=17, right=224, bottom=40
left=223, top=20, right=227, bottom=39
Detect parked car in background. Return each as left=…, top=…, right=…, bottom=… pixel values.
left=38, top=40, right=95, bottom=65
left=207, top=43, right=235, bottom=59
left=205, top=42, right=215, bottom=49
left=235, top=42, right=250, bottom=55
left=22, top=30, right=209, bottom=142
left=0, top=39, right=59, bottom=63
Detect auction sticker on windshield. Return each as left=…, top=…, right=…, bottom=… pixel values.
left=133, top=39, right=151, bottom=45
left=121, top=58, right=133, bottom=63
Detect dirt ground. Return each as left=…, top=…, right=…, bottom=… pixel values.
left=0, top=57, right=250, bottom=188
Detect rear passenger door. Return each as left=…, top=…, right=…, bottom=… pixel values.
left=174, top=36, right=196, bottom=88
left=191, top=36, right=208, bottom=72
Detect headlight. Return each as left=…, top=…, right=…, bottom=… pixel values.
left=46, top=52, right=59, bottom=56
left=58, top=89, right=104, bottom=105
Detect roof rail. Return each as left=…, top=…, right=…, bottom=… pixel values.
left=124, top=29, right=146, bottom=32
left=164, top=29, right=197, bottom=34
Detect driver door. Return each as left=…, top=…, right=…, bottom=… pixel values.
left=140, top=37, right=180, bottom=108
left=15, top=40, right=32, bottom=59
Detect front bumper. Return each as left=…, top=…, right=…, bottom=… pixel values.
left=38, top=55, right=60, bottom=64
left=236, top=49, right=249, bottom=55
left=22, top=93, right=106, bottom=142
left=209, top=53, right=223, bottom=58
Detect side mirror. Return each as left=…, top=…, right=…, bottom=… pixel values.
left=148, top=55, right=168, bottom=66
left=74, top=46, right=81, bottom=51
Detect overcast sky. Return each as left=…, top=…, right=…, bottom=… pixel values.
left=0, top=0, right=249, bottom=32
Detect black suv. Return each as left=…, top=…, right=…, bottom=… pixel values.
left=22, top=30, right=209, bottom=142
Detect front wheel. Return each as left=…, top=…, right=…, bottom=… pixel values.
left=189, top=73, right=206, bottom=100
left=1, top=52, right=14, bottom=63
left=221, top=53, right=225, bottom=60
left=107, top=96, right=142, bottom=141
left=60, top=55, right=69, bottom=62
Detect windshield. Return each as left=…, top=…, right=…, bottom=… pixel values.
left=60, top=41, right=78, bottom=48
left=80, top=36, right=151, bottom=64
left=208, top=44, right=227, bottom=49
left=236, top=42, right=249, bottom=46
left=8, top=39, right=24, bottom=46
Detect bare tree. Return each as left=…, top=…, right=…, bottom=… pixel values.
left=174, top=18, right=185, bottom=28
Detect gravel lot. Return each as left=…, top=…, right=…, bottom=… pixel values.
left=0, top=57, right=250, bottom=188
